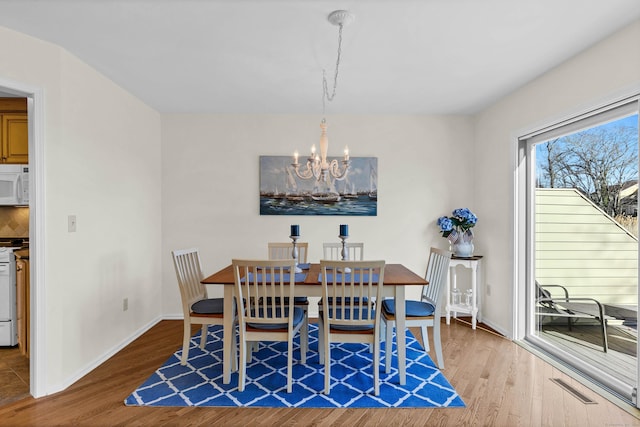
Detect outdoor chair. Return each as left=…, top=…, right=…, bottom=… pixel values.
left=536, top=281, right=612, bottom=352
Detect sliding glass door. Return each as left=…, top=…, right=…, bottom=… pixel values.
left=520, top=97, right=640, bottom=405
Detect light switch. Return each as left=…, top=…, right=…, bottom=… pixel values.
left=68, top=215, right=77, bottom=232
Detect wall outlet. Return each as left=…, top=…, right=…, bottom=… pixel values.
left=68, top=215, right=77, bottom=232
left=123, top=298, right=128, bottom=311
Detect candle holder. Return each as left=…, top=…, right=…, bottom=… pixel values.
left=339, top=234, right=351, bottom=273
left=289, top=235, right=303, bottom=273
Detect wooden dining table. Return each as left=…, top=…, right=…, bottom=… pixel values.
left=201, top=263, right=428, bottom=386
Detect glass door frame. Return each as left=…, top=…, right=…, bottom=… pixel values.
left=514, top=95, right=640, bottom=407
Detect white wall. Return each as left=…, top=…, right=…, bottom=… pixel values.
left=161, top=114, right=475, bottom=317
left=474, top=20, right=640, bottom=336
left=0, top=26, right=163, bottom=394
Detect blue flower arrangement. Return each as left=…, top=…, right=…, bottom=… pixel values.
left=437, top=208, right=478, bottom=240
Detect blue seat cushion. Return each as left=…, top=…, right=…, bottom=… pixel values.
left=382, top=299, right=435, bottom=317
left=319, top=307, right=376, bottom=331
left=247, top=306, right=305, bottom=330
left=191, top=298, right=225, bottom=314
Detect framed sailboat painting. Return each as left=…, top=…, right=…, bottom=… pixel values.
left=259, top=155, right=377, bottom=216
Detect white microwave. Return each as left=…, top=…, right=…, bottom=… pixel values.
left=0, top=164, right=28, bottom=205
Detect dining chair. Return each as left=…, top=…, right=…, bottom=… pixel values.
left=172, top=248, right=236, bottom=369
left=267, top=242, right=310, bottom=357
left=380, top=247, right=451, bottom=371
left=322, top=241, right=364, bottom=261
left=320, top=242, right=367, bottom=306
left=318, top=259, right=386, bottom=395
left=268, top=242, right=309, bottom=264
left=232, top=258, right=308, bottom=393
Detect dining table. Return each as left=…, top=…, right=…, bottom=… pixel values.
left=201, top=262, right=428, bottom=386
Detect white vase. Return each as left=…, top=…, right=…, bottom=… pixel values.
left=452, top=229, right=474, bottom=257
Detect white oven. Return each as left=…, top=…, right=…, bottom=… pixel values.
left=0, top=249, right=17, bottom=346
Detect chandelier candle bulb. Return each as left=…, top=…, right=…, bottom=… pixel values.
left=344, top=146, right=349, bottom=161
left=290, top=224, right=300, bottom=237
left=293, top=151, right=299, bottom=165
left=339, top=224, right=349, bottom=237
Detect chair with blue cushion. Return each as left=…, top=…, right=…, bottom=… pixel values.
left=322, top=241, right=364, bottom=262
left=267, top=242, right=310, bottom=357
left=172, top=248, right=237, bottom=369
left=268, top=241, right=309, bottom=265
left=320, top=241, right=369, bottom=306
left=381, top=247, right=451, bottom=371
left=232, top=258, right=308, bottom=393
left=318, top=259, right=386, bottom=395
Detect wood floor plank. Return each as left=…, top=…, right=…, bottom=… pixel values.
left=0, top=319, right=638, bottom=426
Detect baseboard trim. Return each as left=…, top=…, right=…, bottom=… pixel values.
left=47, top=315, right=163, bottom=396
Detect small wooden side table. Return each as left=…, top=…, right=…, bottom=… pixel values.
left=445, top=255, right=483, bottom=329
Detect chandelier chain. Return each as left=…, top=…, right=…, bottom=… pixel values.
left=322, top=23, right=343, bottom=116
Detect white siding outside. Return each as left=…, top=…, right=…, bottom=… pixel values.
left=536, top=188, right=638, bottom=304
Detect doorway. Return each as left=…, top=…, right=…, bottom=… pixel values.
left=0, top=94, right=29, bottom=404
left=0, top=81, right=44, bottom=399
left=518, top=97, right=640, bottom=405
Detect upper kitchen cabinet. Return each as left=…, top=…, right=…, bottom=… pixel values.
left=0, top=98, right=28, bottom=164
left=1, top=115, right=28, bottom=164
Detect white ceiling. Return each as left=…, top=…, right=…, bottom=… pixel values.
left=0, top=0, right=639, bottom=114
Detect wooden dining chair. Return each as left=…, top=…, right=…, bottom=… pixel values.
left=320, top=242, right=367, bottom=305
left=322, top=241, right=364, bottom=262
left=267, top=242, right=310, bottom=357
left=172, top=248, right=237, bottom=369
left=380, top=247, right=451, bottom=370
left=318, top=259, right=386, bottom=395
left=268, top=242, right=309, bottom=264
left=232, top=258, right=308, bottom=393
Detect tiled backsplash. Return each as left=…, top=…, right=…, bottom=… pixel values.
left=0, top=206, right=29, bottom=237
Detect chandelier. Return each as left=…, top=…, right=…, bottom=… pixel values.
left=292, top=10, right=354, bottom=186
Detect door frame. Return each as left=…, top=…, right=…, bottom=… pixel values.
left=514, top=92, right=640, bottom=407
left=0, top=78, right=46, bottom=398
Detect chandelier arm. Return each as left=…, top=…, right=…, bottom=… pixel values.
left=328, top=159, right=350, bottom=181
left=292, top=163, right=314, bottom=180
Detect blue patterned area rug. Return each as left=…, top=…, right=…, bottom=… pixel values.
left=124, top=324, right=465, bottom=408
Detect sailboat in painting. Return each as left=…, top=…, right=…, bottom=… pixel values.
left=285, top=167, right=305, bottom=202
left=341, top=180, right=358, bottom=199
left=311, top=175, right=341, bottom=203
left=368, top=160, right=378, bottom=200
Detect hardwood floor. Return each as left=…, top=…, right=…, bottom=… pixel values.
left=0, top=319, right=639, bottom=426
